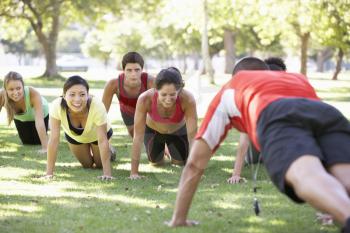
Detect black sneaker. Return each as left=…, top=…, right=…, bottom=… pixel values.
left=110, top=146, right=116, bottom=162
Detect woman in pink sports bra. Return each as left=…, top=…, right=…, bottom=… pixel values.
left=129, top=67, right=198, bottom=179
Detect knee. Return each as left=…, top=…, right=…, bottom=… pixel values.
left=81, top=163, right=94, bottom=169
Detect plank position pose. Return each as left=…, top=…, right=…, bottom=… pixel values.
left=168, top=57, right=350, bottom=233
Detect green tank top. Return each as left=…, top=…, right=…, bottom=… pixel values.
left=14, top=86, right=49, bottom=122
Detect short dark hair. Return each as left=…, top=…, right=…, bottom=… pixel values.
left=122, top=52, right=144, bottom=70
left=61, top=75, right=89, bottom=109
left=155, top=67, right=184, bottom=90
left=232, top=57, right=269, bottom=75
left=264, top=57, right=287, bottom=71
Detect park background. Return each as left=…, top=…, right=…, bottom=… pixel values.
left=0, top=0, right=350, bottom=232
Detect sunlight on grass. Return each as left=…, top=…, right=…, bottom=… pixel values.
left=212, top=155, right=233, bottom=162
left=0, top=204, right=42, bottom=215
left=0, top=143, right=20, bottom=152
left=268, top=219, right=287, bottom=226
left=0, top=167, right=37, bottom=179
left=212, top=201, right=243, bottom=210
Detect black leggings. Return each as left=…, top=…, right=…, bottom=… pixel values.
left=14, top=115, right=49, bottom=145
left=144, top=125, right=189, bottom=163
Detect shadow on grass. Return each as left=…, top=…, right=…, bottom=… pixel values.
left=0, top=124, right=339, bottom=233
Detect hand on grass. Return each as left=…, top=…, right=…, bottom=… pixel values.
left=227, top=175, right=247, bottom=184
left=38, top=148, right=47, bottom=154
left=98, top=175, right=114, bottom=181
left=41, top=174, right=54, bottom=179
left=164, top=219, right=199, bottom=227
left=129, top=174, right=145, bottom=180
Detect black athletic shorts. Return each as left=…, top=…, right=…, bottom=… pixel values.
left=65, top=128, right=113, bottom=145
left=121, top=111, right=134, bottom=126
left=14, top=115, right=49, bottom=145
left=257, top=98, right=350, bottom=203
left=144, top=124, right=189, bottom=163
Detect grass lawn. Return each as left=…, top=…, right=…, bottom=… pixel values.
left=1, top=73, right=348, bottom=233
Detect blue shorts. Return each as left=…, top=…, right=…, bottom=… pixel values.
left=257, top=98, right=350, bottom=203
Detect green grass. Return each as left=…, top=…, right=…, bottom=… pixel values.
left=1, top=74, right=348, bottom=233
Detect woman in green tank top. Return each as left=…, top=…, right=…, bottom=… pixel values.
left=0, top=71, right=49, bottom=153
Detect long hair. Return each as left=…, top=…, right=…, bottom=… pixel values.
left=2, top=71, right=25, bottom=125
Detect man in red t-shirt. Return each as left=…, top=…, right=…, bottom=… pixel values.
left=167, top=57, right=350, bottom=233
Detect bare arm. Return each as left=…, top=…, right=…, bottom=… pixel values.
left=130, top=93, right=148, bottom=178
left=147, top=75, right=155, bottom=89
left=183, top=91, right=198, bottom=148
left=227, top=133, right=250, bottom=184
left=46, top=117, right=61, bottom=176
left=30, top=87, right=48, bottom=152
left=97, top=123, right=112, bottom=177
left=168, top=139, right=212, bottom=226
left=102, top=78, right=118, bottom=112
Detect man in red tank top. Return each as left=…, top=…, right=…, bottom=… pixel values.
left=102, top=52, right=154, bottom=137
left=167, top=57, right=350, bottom=233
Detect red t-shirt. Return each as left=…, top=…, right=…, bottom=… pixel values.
left=196, top=71, right=320, bottom=152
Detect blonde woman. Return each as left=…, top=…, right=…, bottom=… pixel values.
left=0, top=71, right=48, bottom=153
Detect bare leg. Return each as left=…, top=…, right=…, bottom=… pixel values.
left=68, top=143, right=93, bottom=168
left=328, top=164, right=350, bottom=194
left=91, top=144, right=103, bottom=168
left=126, top=125, right=134, bottom=138
left=285, top=155, right=350, bottom=225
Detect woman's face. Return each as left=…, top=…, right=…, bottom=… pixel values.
left=64, top=84, right=88, bottom=113
left=6, top=80, right=24, bottom=102
left=157, top=83, right=178, bottom=108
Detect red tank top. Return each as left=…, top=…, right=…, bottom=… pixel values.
left=148, top=91, right=185, bottom=124
left=117, top=72, right=148, bottom=115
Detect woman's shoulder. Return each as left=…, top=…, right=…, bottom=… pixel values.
left=51, top=97, right=63, bottom=108
left=179, top=89, right=195, bottom=104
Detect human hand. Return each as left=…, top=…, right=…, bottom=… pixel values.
left=38, top=148, right=47, bottom=154
left=164, top=219, right=199, bottom=227
left=97, top=175, right=114, bottom=181
left=129, top=174, right=145, bottom=180
left=41, top=174, right=54, bottom=179
left=227, top=175, right=247, bottom=184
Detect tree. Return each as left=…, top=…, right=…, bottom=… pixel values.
left=0, top=0, right=62, bottom=77
left=201, top=0, right=214, bottom=83
left=311, top=0, right=350, bottom=80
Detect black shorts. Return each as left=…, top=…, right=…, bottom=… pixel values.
left=14, top=115, right=49, bottom=145
left=65, top=128, right=113, bottom=145
left=144, top=125, right=189, bottom=163
left=257, top=98, right=350, bottom=203
left=120, top=111, right=134, bottom=126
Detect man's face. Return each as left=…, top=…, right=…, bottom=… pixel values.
left=124, top=63, right=142, bottom=86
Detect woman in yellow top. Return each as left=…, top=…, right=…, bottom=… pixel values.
left=45, top=75, right=114, bottom=180
left=0, top=71, right=48, bottom=153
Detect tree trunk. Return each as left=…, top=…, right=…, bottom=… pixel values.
left=300, top=32, right=310, bottom=75
left=332, top=48, right=343, bottom=80
left=42, top=0, right=60, bottom=77
left=224, top=28, right=236, bottom=74
left=316, top=48, right=333, bottom=72
left=25, top=0, right=61, bottom=78
left=201, top=0, right=214, bottom=84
